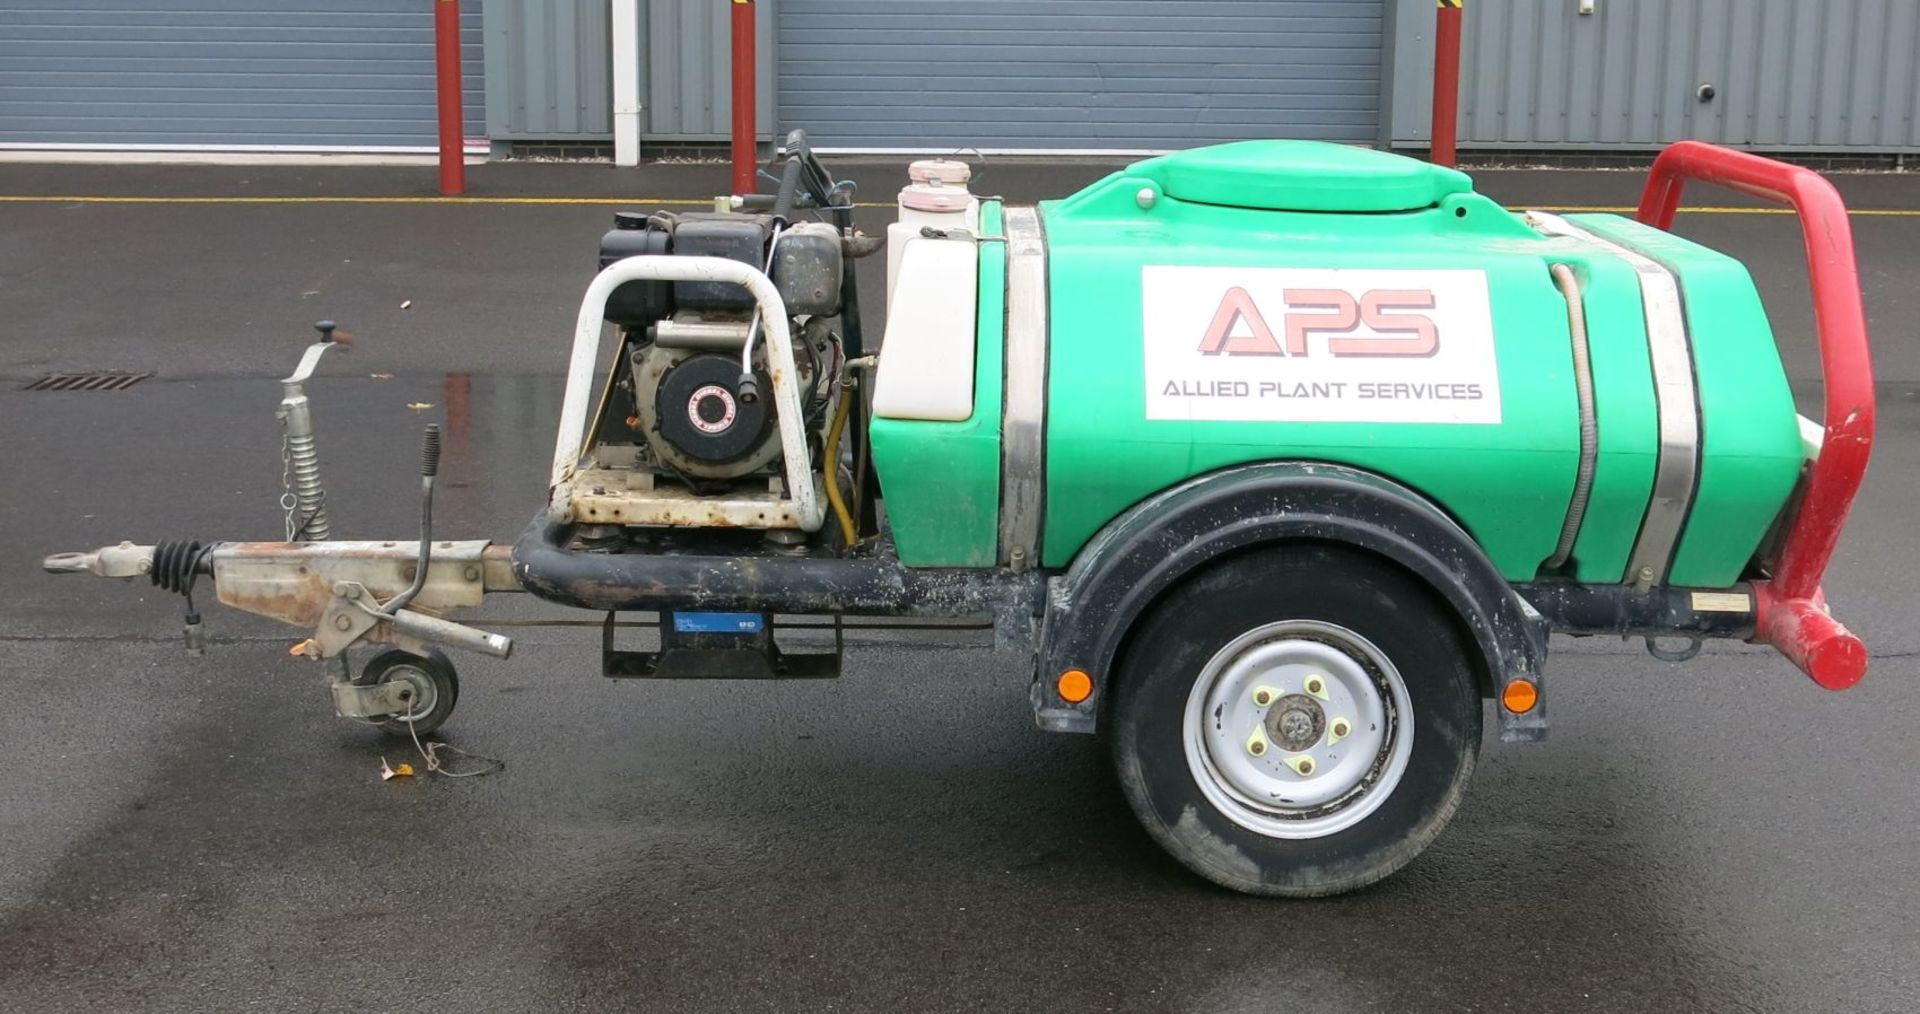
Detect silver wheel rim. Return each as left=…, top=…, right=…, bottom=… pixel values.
left=1182, top=620, right=1413, bottom=840
left=384, top=663, right=438, bottom=724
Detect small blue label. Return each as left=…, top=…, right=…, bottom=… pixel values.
left=673, top=611, right=765, bottom=634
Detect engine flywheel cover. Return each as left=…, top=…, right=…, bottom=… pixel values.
left=656, top=353, right=772, bottom=465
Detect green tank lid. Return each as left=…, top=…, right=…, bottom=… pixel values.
left=1132, top=140, right=1475, bottom=213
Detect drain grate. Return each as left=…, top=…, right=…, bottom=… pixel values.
left=24, top=372, right=152, bottom=392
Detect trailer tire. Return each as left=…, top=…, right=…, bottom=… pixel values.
left=363, top=648, right=460, bottom=740
left=1110, top=543, right=1480, bottom=896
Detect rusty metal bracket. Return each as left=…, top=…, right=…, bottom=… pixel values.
left=329, top=677, right=416, bottom=719
left=293, top=574, right=513, bottom=661
left=307, top=581, right=387, bottom=658
left=49, top=538, right=520, bottom=658
left=215, top=540, right=499, bottom=629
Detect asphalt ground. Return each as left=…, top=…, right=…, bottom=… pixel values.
left=0, top=156, right=1916, bottom=1011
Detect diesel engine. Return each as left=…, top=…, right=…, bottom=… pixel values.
left=592, top=209, right=847, bottom=490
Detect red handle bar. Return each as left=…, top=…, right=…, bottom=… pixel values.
left=1636, top=140, right=1876, bottom=689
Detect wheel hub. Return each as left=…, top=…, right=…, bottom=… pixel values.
left=1182, top=620, right=1413, bottom=840
left=1267, top=693, right=1324, bottom=752
left=387, top=665, right=436, bottom=722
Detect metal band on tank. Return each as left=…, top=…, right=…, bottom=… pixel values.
left=999, top=207, right=1049, bottom=571
left=1528, top=212, right=1699, bottom=587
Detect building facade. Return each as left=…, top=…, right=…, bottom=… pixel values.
left=2, top=1, right=1914, bottom=157
left=0, top=1, right=486, bottom=152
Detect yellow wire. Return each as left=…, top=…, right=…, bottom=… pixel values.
left=821, top=381, right=858, bottom=547
left=820, top=356, right=878, bottom=548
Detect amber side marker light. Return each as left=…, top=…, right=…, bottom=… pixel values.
left=1502, top=678, right=1539, bottom=714
left=1057, top=669, right=1094, bottom=704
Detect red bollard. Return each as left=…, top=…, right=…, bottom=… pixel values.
left=730, top=0, right=758, bottom=196
left=435, top=0, right=466, bottom=196
left=1430, top=0, right=1464, bottom=168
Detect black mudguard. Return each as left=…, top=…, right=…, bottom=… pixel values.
left=1033, top=462, right=1550, bottom=742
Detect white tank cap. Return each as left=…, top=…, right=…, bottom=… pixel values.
left=900, top=184, right=970, bottom=213
left=908, top=158, right=972, bottom=186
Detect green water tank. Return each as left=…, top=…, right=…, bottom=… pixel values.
left=872, top=141, right=1805, bottom=589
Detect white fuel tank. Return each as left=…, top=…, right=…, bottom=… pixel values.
left=885, top=158, right=979, bottom=310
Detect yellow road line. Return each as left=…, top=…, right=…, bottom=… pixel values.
left=0, top=194, right=890, bottom=208
left=1, top=194, right=1917, bottom=216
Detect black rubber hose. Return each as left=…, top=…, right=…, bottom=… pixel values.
left=831, top=204, right=864, bottom=359
left=1545, top=263, right=1598, bottom=572
left=733, top=193, right=817, bottom=213
left=770, top=158, right=805, bottom=224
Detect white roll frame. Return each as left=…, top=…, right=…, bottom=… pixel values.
left=548, top=255, right=822, bottom=532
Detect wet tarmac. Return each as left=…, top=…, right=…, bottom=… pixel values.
left=1, top=158, right=1917, bottom=1011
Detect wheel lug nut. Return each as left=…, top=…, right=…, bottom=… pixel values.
left=1283, top=755, right=1316, bottom=776
left=1246, top=726, right=1270, bottom=757
left=1328, top=718, right=1351, bottom=745
left=1304, top=675, right=1328, bottom=700
left=1251, top=685, right=1280, bottom=708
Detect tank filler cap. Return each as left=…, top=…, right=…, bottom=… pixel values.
left=900, top=186, right=969, bottom=213
left=908, top=158, right=971, bottom=186
left=1129, top=140, right=1474, bottom=214
left=901, top=158, right=974, bottom=213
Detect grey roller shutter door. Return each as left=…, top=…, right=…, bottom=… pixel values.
left=0, top=0, right=483, bottom=150
left=779, top=0, right=1384, bottom=150
left=1390, top=0, right=1920, bottom=152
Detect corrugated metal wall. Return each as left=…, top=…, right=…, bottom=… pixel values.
left=1389, top=0, right=1920, bottom=151
left=640, top=0, right=774, bottom=141
left=0, top=0, right=482, bottom=150
left=483, top=0, right=772, bottom=142
left=777, top=0, right=1387, bottom=151
left=483, top=0, right=608, bottom=140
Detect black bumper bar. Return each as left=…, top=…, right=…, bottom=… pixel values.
left=510, top=515, right=1043, bottom=621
